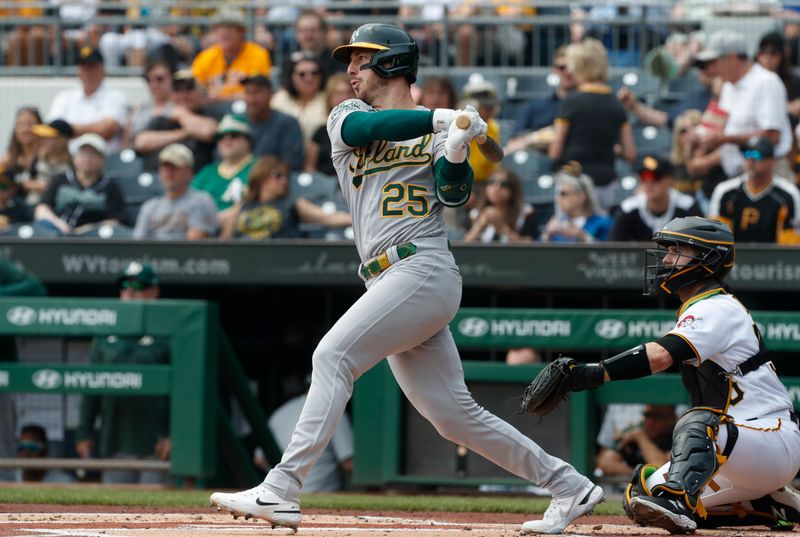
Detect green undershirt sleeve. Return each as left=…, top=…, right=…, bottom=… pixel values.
left=434, top=157, right=473, bottom=207
left=341, top=110, right=434, bottom=147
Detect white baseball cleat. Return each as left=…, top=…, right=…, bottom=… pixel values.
left=520, top=481, right=604, bottom=534
left=210, top=483, right=302, bottom=532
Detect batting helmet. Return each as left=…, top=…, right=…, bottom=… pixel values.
left=332, top=24, right=419, bottom=83
left=644, top=216, right=735, bottom=296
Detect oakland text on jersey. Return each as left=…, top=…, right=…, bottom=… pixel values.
left=348, top=135, right=433, bottom=186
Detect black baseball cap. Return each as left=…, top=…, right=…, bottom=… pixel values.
left=638, top=154, right=673, bottom=182
left=241, top=74, right=272, bottom=89
left=117, top=262, right=159, bottom=288
left=76, top=45, right=104, bottom=65
left=742, top=135, right=775, bottom=160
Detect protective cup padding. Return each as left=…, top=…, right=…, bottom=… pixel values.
left=658, top=409, right=721, bottom=498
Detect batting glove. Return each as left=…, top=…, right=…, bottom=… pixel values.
left=432, top=108, right=457, bottom=133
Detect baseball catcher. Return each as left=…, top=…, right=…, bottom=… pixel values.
left=522, top=216, right=800, bottom=534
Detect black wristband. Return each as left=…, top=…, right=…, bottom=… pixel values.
left=571, top=364, right=605, bottom=391
left=600, top=344, right=652, bottom=381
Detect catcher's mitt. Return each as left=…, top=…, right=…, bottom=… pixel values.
left=520, top=357, right=576, bottom=416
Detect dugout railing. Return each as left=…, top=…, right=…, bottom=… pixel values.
left=352, top=308, right=800, bottom=487
left=0, top=297, right=281, bottom=484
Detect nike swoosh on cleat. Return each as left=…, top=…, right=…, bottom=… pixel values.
left=579, top=487, right=596, bottom=505
left=255, top=498, right=280, bottom=506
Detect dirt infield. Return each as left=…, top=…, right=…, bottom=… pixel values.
left=0, top=505, right=798, bottom=537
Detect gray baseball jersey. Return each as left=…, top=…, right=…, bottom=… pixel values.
left=328, top=99, right=449, bottom=261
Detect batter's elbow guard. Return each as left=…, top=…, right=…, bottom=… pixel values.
left=434, top=162, right=474, bottom=207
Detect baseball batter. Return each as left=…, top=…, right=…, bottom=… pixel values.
left=211, top=23, right=603, bottom=535
left=523, top=216, right=800, bottom=534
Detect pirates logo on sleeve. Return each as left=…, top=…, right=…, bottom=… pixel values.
left=677, top=315, right=701, bottom=329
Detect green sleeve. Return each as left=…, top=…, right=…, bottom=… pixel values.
left=0, top=261, right=46, bottom=297
left=434, top=157, right=474, bottom=207
left=341, top=110, right=434, bottom=147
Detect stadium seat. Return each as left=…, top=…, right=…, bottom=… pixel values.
left=632, top=123, right=672, bottom=156
left=503, top=149, right=552, bottom=184
left=291, top=172, right=338, bottom=204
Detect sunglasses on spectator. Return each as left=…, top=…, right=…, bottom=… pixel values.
left=488, top=178, right=511, bottom=188
left=121, top=279, right=150, bottom=291
left=558, top=190, right=577, bottom=197
left=743, top=150, right=765, bottom=161
left=220, top=132, right=246, bottom=140
left=17, top=441, right=44, bottom=453
left=295, top=70, right=320, bottom=79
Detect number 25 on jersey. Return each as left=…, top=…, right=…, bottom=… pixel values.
left=381, top=183, right=429, bottom=218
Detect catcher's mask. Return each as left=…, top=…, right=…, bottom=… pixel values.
left=332, top=23, right=419, bottom=83
left=643, top=216, right=735, bottom=296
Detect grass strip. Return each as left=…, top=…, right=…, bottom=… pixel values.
left=0, top=488, right=623, bottom=516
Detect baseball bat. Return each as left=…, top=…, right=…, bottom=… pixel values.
left=455, top=114, right=505, bottom=163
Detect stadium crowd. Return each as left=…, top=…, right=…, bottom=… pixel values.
left=1, top=2, right=800, bottom=245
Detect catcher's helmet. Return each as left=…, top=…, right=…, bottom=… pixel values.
left=644, top=216, right=735, bottom=296
left=332, top=24, right=419, bottom=83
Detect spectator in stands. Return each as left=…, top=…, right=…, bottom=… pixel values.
left=134, top=70, right=220, bottom=173
left=610, top=155, right=702, bottom=241
left=416, top=75, right=458, bottom=110
left=267, top=375, right=353, bottom=492
left=461, top=75, right=501, bottom=183
left=508, top=46, right=575, bottom=141
left=191, top=6, right=272, bottom=101
left=220, top=155, right=350, bottom=240
left=47, top=46, right=128, bottom=153
left=709, top=136, right=800, bottom=244
left=3, top=107, right=41, bottom=181
left=617, top=59, right=714, bottom=130
left=291, top=10, right=342, bottom=77
left=0, top=260, right=46, bottom=481
left=133, top=144, right=218, bottom=240
left=25, top=120, right=74, bottom=206
left=696, top=30, right=792, bottom=179
left=4, top=2, right=46, bottom=66
left=98, top=6, right=172, bottom=69
left=463, top=168, right=537, bottom=243
left=272, top=52, right=328, bottom=144
left=34, top=134, right=128, bottom=235
left=756, top=31, right=800, bottom=127
left=193, top=114, right=255, bottom=212
left=76, top=262, right=171, bottom=485
left=451, top=1, right=536, bottom=66
left=16, top=424, right=76, bottom=483
left=0, top=166, right=33, bottom=230
left=549, top=38, right=636, bottom=212
left=305, top=73, right=354, bottom=176
left=242, top=74, right=304, bottom=172
left=541, top=162, right=611, bottom=242
left=596, top=405, right=676, bottom=478
left=126, top=58, right=175, bottom=149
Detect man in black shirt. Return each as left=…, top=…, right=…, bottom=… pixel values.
left=708, top=136, right=800, bottom=244
left=610, top=155, right=702, bottom=241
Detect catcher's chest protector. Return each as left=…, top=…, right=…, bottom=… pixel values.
left=680, top=360, right=735, bottom=410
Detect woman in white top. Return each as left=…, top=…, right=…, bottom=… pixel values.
left=271, top=52, right=328, bottom=144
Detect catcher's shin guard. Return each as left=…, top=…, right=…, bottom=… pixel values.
left=651, top=408, right=736, bottom=518
left=623, top=463, right=659, bottom=521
